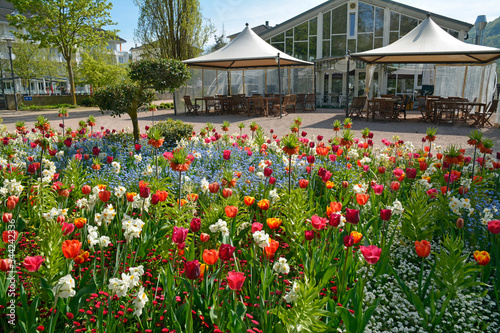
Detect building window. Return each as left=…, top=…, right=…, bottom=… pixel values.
left=349, top=13, right=356, bottom=36
left=357, top=2, right=373, bottom=33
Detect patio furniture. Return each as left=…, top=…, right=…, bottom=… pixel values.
left=367, top=99, right=394, bottom=122
left=232, top=95, right=249, bottom=114
left=434, top=100, right=458, bottom=125
left=286, top=94, right=297, bottom=113
left=272, top=95, right=291, bottom=117
left=296, top=94, right=307, bottom=111
left=417, top=96, right=433, bottom=122
left=303, top=93, right=316, bottom=112
left=183, top=96, right=200, bottom=115
left=205, top=98, right=221, bottom=115
left=348, top=96, right=367, bottom=118
left=248, top=97, right=266, bottom=116
left=469, top=100, right=497, bottom=127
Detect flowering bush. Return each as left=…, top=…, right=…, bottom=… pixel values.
left=0, top=119, right=499, bottom=332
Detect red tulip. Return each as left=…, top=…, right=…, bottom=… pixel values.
left=473, top=251, right=490, bottom=266
left=172, top=226, right=188, bottom=244
left=390, top=181, right=400, bottom=191
left=415, top=240, right=431, bottom=257
left=2, top=230, right=19, bottom=243
left=184, top=260, right=201, bottom=280
left=61, top=222, right=75, bottom=236
left=426, top=188, right=438, bottom=198
left=488, top=220, right=500, bottom=235
left=378, top=166, right=386, bottom=174
left=23, top=256, right=45, bottom=272
left=219, top=243, right=236, bottom=261
left=151, top=194, right=160, bottom=205
left=269, top=177, right=276, bottom=185
left=225, top=205, right=238, bottom=218
left=27, top=163, right=40, bottom=174
left=264, top=167, right=273, bottom=177
left=311, top=215, right=327, bottom=230
left=209, top=182, right=220, bottom=193
left=98, top=190, right=111, bottom=203
left=190, top=218, right=201, bottom=232
left=380, top=209, right=392, bottom=221
left=200, top=233, right=210, bottom=242
left=106, top=156, right=114, bottom=164
left=82, top=185, right=91, bottom=195
left=329, top=213, right=341, bottom=227
left=372, top=184, right=384, bottom=195
left=343, top=235, right=354, bottom=247
left=356, top=193, right=369, bottom=206
left=62, top=240, right=82, bottom=259
left=156, top=190, right=168, bottom=202
left=0, top=258, right=12, bottom=272
left=360, top=245, right=382, bottom=264
left=304, top=230, right=315, bottom=240
left=2, top=213, right=12, bottom=223
left=222, top=188, right=233, bottom=198
left=92, top=146, right=100, bottom=156
left=251, top=222, right=263, bottom=233
left=227, top=271, right=246, bottom=290
left=345, top=208, right=359, bottom=224
left=139, top=186, right=150, bottom=198
left=406, top=168, right=417, bottom=179
left=222, top=150, right=231, bottom=160
left=299, top=179, right=309, bottom=188
left=342, top=181, right=349, bottom=189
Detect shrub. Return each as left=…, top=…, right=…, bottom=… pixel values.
left=80, top=97, right=95, bottom=107
left=19, top=103, right=77, bottom=111
left=150, top=118, right=193, bottom=148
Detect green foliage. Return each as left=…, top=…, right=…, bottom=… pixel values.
left=129, top=58, right=191, bottom=92
left=8, top=0, right=117, bottom=104
left=78, top=47, right=128, bottom=88
left=11, top=41, right=57, bottom=91
left=134, top=0, right=215, bottom=60
left=19, top=103, right=77, bottom=111
left=400, top=189, right=437, bottom=241
left=80, top=97, right=95, bottom=107
left=434, top=235, right=485, bottom=297
left=93, top=84, right=156, bottom=118
left=150, top=118, right=193, bottom=148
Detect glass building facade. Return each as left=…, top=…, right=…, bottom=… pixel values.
left=259, top=0, right=471, bottom=106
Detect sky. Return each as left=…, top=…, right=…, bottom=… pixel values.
left=109, top=0, right=500, bottom=52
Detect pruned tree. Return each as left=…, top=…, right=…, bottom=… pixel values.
left=93, top=58, right=191, bottom=141
left=7, top=0, right=117, bottom=105
left=133, top=0, right=215, bottom=60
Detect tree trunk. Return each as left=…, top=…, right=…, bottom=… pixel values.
left=65, top=57, right=77, bottom=105
left=129, top=107, right=140, bottom=142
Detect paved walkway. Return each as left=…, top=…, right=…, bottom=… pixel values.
left=1, top=104, right=498, bottom=150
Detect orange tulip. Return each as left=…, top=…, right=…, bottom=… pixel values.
left=202, top=249, right=219, bottom=265
left=350, top=231, right=363, bottom=244
left=99, top=190, right=111, bottom=203
left=177, top=199, right=187, bottom=207
left=244, top=196, right=255, bottom=206
left=264, top=239, right=279, bottom=259
left=155, top=190, right=168, bottom=202
left=199, top=264, right=206, bottom=279
left=266, top=218, right=282, bottom=230
left=126, top=192, right=137, bottom=202
left=327, top=202, right=342, bottom=218
left=473, top=251, right=490, bottom=266
left=74, top=249, right=89, bottom=265
left=415, top=240, right=431, bottom=258
left=187, top=193, right=198, bottom=201
left=257, top=199, right=270, bottom=211
left=62, top=240, right=82, bottom=259
left=326, top=181, right=335, bottom=189
left=74, top=217, right=87, bottom=229
left=356, top=193, right=369, bottom=206
left=225, top=206, right=238, bottom=218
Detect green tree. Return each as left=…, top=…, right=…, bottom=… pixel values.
left=93, top=58, right=191, bottom=141
left=11, top=41, right=54, bottom=94
left=78, top=47, right=128, bottom=89
left=210, top=31, right=227, bottom=53
left=7, top=0, right=117, bottom=105
left=133, top=0, right=215, bottom=60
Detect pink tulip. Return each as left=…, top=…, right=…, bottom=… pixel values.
left=359, top=245, right=382, bottom=264
left=23, top=256, right=45, bottom=272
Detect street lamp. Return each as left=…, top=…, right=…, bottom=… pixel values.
left=3, top=37, right=17, bottom=111
left=474, top=15, right=487, bottom=45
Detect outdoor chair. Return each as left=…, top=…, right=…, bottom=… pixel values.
left=368, top=99, right=394, bottom=122
left=183, top=96, right=200, bottom=115
left=304, top=94, right=316, bottom=112
left=469, top=100, right=498, bottom=127
left=417, top=96, right=433, bottom=122
left=435, top=100, right=458, bottom=125
left=249, top=98, right=266, bottom=116
left=286, top=94, right=297, bottom=113
left=296, top=94, right=307, bottom=111
left=205, top=99, right=221, bottom=115
left=396, top=95, right=410, bottom=120
left=232, top=95, right=249, bottom=114
left=348, top=96, right=367, bottom=118
left=272, top=95, right=291, bottom=117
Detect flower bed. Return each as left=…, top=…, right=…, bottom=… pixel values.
left=0, top=116, right=499, bottom=333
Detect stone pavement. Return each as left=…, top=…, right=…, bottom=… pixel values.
left=0, top=104, right=498, bottom=150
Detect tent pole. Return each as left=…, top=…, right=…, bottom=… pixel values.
left=278, top=53, right=282, bottom=119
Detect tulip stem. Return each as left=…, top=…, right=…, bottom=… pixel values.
left=445, top=163, right=453, bottom=196
left=178, top=171, right=182, bottom=211
left=186, top=280, right=194, bottom=332
left=288, top=156, right=292, bottom=195
left=471, top=145, right=477, bottom=179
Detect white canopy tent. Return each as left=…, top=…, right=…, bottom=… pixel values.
left=352, top=16, right=500, bottom=124
left=178, top=24, right=314, bottom=115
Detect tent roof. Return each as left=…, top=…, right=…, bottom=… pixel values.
left=352, top=16, right=500, bottom=64
left=183, top=24, right=313, bottom=69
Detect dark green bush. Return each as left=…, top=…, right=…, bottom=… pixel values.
left=150, top=118, right=193, bottom=148
left=80, top=97, right=95, bottom=107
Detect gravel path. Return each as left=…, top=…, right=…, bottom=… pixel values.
left=1, top=103, right=499, bottom=151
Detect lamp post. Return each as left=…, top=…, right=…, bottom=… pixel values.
left=474, top=15, right=487, bottom=45
left=345, top=50, right=350, bottom=118
left=4, top=38, right=17, bottom=111
left=276, top=53, right=282, bottom=118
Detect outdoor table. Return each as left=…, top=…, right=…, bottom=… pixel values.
left=463, top=102, right=488, bottom=126
left=195, top=96, right=230, bottom=114
left=456, top=101, right=486, bottom=121
left=248, top=96, right=279, bottom=117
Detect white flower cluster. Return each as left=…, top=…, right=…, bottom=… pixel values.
left=87, top=225, right=111, bottom=249
left=122, top=214, right=145, bottom=241
left=273, top=257, right=290, bottom=274
left=56, top=150, right=65, bottom=160
left=114, top=186, right=126, bottom=198
left=111, top=161, right=121, bottom=174
left=209, top=219, right=229, bottom=237
left=2, top=178, right=24, bottom=196
left=269, top=189, right=280, bottom=201
left=129, top=193, right=151, bottom=212
left=390, top=199, right=404, bottom=216
left=42, top=207, right=68, bottom=221
left=52, top=274, right=76, bottom=298
left=284, top=281, right=300, bottom=303
left=347, top=148, right=359, bottom=160
left=376, top=153, right=390, bottom=166
left=359, top=156, right=372, bottom=165
left=480, top=206, right=498, bottom=226
left=41, top=158, right=57, bottom=182
left=417, top=178, right=432, bottom=189
left=449, top=197, right=474, bottom=215
left=133, top=287, right=149, bottom=317
left=200, top=178, right=210, bottom=193
left=353, top=183, right=368, bottom=194
left=76, top=198, right=88, bottom=209
left=141, top=164, right=153, bottom=177
left=134, top=154, right=142, bottom=164
left=108, top=265, right=146, bottom=315
left=459, top=177, right=472, bottom=188
left=253, top=230, right=270, bottom=248
left=94, top=204, right=116, bottom=226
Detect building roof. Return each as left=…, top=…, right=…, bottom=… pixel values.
left=227, top=23, right=271, bottom=39
left=351, top=16, right=500, bottom=63
left=184, top=24, right=312, bottom=69
left=259, top=0, right=474, bottom=40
